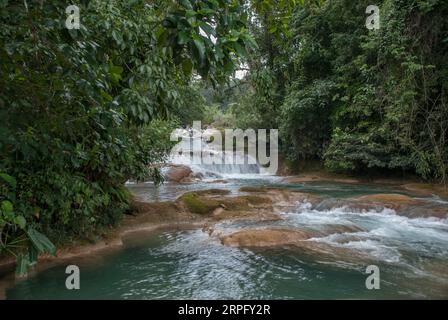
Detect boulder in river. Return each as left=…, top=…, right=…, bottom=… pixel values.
left=219, top=224, right=364, bottom=248
left=219, top=227, right=374, bottom=266
left=356, top=193, right=419, bottom=205
left=177, top=189, right=278, bottom=220
left=239, top=186, right=322, bottom=210
left=401, top=183, right=448, bottom=198
left=164, top=165, right=193, bottom=182
left=339, top=193, right=448, bottom=218
left=353, top=193, right=423, bottom=213
left=220, top=228, right=318, bottom=247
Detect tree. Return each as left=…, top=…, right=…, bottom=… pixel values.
left=0, top=0, right=254, bottom=274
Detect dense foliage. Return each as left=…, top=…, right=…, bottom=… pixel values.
left=231, top=0, right=447, bottom=182
left=0, top=0, right=253, bottom=273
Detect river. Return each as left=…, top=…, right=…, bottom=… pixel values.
left=4, top=176, right=448, bottom=299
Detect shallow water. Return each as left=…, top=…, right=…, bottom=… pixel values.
left=127, top=177, right=403, bottom=201
left=5, top=179, right=448, bottom=299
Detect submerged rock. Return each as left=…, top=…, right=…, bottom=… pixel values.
left=333, top=193, right=448, bottom=218
left=193, top=189, right=231, bottom=196
left=405, top=204, right=448, bottom=219
left=351, top=193, right=426, bottom=214
left=220, top=228, right=317, bottom=247
left=177, top=189, right=280, bottom=221
left=129, top=199, right=193, bottom=223
left=220, top=224, right=364, bottom=248
left=401, top=183, right=448, bottom=198
left=206, top=179, right=228, bottom=184
left=219, top=227, right=373, bottom=266
left=213, top=209, right=281, bottom=222
left=178, top=192, right=222, bottom=215
left=356, top=193, right=419, bottom=206
left=239, top=186, right=322, bottom=210
left=284, top=174, right=360, bottom=184
left=321, top=224, right=364, bottom=234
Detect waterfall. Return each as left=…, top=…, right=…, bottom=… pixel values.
left=168, top=127, right=264, bottom=178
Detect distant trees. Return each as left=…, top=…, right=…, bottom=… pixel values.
left=231, top=0, right=448, bottom=183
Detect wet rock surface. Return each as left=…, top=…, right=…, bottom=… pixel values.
left=313, top=193, right=447, bottom=219
left=218, top=226, right=373, bottom=267
left=220, top=228, right=317, bottom=247
left=163, top=165, right=193, bottom=182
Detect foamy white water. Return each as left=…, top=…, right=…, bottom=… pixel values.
left=279, top=200, right=448, bottom=267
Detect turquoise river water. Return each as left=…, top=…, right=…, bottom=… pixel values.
left=3, top=178, right=448, bottom=299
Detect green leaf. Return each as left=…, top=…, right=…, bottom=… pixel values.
left=14, top=216, right=26, bottom=229
left=28, top=246, right=39, bottom=266
left=109, top=64, right=123, bottom=84
left=232, top=42, right=247, bottom=57
left=100, top=90, right=113, bottom=102
left=1, top=200, right=13, bottom=213
left=15, top=254, right=30, bottom=276
left=186, top=10, right=196, bottom=19
left=224, top=61, right=234, bottom=73
left=177, top=31, right=190, bottom=45
left=27, top=228, right=56, bottom=256
left=193, top=37, right=206, bottom=63
left=182, top=59, right=193, bottom=76
left=180, top=0, right=193, bottom=10
left=0, top=173, right=16, bottom=188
